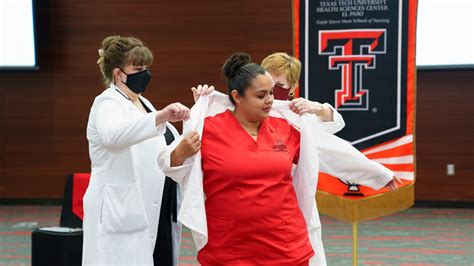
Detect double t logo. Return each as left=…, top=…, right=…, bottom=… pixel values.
left=319, top=30, right=386, bottom=111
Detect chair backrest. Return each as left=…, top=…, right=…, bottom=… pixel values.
left=60, top=173, right=91, bottom=228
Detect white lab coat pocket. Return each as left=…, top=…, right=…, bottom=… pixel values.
left=101, top=183, right=148, bottom=233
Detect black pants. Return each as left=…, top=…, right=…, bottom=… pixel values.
left=153, top=177, right=177, bottom=266
left=150, top=121, right=178, bottom=265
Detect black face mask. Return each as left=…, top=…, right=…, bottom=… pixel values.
left=120, top=69, right=152, bottom=94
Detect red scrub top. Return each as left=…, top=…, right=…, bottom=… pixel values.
left=198, top=110, right=314, bottom=265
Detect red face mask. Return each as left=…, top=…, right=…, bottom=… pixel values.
left=272, top=84, right=294, bottom=100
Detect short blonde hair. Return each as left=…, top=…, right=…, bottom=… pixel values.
left=97, top=35, right=153, bottom=86
left=261, top=52, right=301, bottom=87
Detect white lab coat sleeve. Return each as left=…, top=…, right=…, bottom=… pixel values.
left=94, top=99, right=166, bottom=152
left=317, top=130, right=393, bottom=190
left=317, top=103, right=345, bottom=134
left=157, top=136, right=194, bottom=184
left=293, top=115, right=320, bottom=227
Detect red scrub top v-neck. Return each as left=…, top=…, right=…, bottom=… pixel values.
left=198, top=110, right=314, bottom=265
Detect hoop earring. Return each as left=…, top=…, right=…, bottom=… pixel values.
left=288, top=92, right=295, bottom=100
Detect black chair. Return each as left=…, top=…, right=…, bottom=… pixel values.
left=31, top=228, right=83, bottom=266
left=59, top=174, right=83, bottom=228
left=31, top=174, right=87, bottom=266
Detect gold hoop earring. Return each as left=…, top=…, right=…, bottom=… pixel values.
left=288, top=92, right=295, bottom=100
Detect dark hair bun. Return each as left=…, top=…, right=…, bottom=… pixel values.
left=223, top=52, right=252, bottom=80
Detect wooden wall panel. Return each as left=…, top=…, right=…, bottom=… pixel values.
left=0, top=0, right=294, bottom=199
left=0, top=0, right=473, bottom=201
left=415, top=71, right=474, bottom=201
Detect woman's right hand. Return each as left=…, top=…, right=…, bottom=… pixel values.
left=156, top=102, right=190, bottom=125
left=191, top=84, right=215, bottom=102
left=384, top=176, right=403, bottom=191
left=170, top=131, right=201, bottom=166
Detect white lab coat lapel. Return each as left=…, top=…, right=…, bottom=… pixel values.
left=139, top=94, right=184, bottom=264
left=139, top=93, right=184, bottom=265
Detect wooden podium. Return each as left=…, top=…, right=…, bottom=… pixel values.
left=316, top=183, right=415, bottom=265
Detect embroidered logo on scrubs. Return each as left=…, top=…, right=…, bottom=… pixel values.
left=272, top=140, right=288, bottom=152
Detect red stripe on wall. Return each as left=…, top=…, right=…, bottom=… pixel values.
left=382, top=163, right=414, bottom=172
left=365, top=142, right=413, bottom=160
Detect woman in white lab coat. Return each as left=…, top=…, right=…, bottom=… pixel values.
left=262, top=52, right=340, bottom=131
left=82, top=35, right=191, bottom=265
left=261, top=52, right=402, bottom=192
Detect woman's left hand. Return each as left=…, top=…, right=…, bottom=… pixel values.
left=170, top=131, right=201, bottom=167
left=384, top=176, right=403, bottom=191
left=290, top=98, right=324, bottom=115
left=289, top=98, right=334, bottom=122
left=192, top=84, right=215, bottom=102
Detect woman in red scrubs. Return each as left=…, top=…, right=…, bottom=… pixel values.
left=171, top=52, right=316, bottom=265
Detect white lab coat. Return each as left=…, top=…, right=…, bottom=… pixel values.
left=83, top=84, right=182, bottom=265
left=158, top=92, right=393, bottom=266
